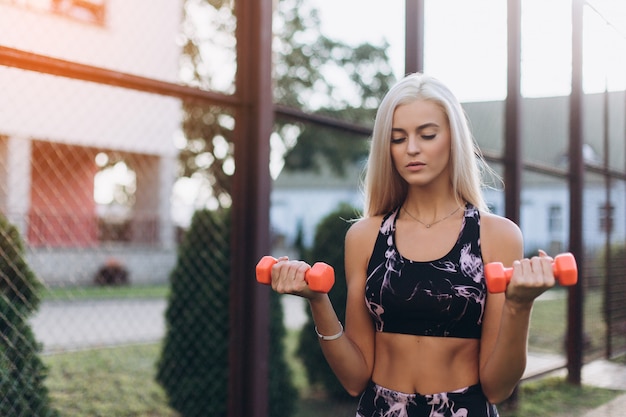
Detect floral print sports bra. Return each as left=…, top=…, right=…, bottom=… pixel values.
left=364, top=203, right=487, bottom=339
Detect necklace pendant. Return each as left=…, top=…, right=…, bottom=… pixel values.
left=426, top=224, right=431, bottom=228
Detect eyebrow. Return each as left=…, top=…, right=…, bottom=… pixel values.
left=391, top=122, right=440, bottom=133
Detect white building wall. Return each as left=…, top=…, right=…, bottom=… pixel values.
left=0, top=67, right=181, bottom=155
left=0, top=0, right=181, bottom=82
left=271, top=182, right=625, bottom=258
left=0, top=0, right=183, bottom=156
left=0, top=1, right=183, bottom=285
left=271, top=188, right=363, bottom=248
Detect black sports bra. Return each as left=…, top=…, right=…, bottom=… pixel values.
left=364, top=203, right=487, bottom=339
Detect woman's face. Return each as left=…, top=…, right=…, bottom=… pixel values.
left=390, top=99, right=452, bottom=189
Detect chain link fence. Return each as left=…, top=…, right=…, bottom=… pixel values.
left=1, top=0, right=625, bottom=416
left=2, top=1, right=197, bottom=415
left=466, top=91, right=626, bottom=367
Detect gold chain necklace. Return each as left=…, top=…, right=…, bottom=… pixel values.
left=402, top=205, right=462, bottom=228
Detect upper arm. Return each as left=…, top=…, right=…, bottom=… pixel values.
left=480, top=212, right=524, bottom=266
left=479, top=213, right=524, bottom=367
left=343, top=218, right=378, bottom=376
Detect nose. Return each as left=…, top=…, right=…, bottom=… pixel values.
left=407, top=135, right=421, bottom=154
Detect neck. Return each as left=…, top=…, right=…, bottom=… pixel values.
left=403, top=192, right=461, bottom=215
left=403, top=206, right=462, bottom=230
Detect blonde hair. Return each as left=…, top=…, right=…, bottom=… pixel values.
left=363, top=73, right=492, bottom=217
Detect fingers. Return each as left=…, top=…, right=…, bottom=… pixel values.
left=537, top=249, right=553, bottom=262
left=270, top=259, right=311, bottom=295
left=530, top=254, right=556, bottom=288
left=508, top=251, right=556, bottom=300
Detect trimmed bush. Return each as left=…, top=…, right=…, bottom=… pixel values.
left=0, top=214, right=58, bottom=417
left=93, top=258, right=129, bottom=286
left=297, top=203, right=360, bottom=400
left=157, top=208, right=296, bottom=416
left=269, top=286, right=298, bottom=417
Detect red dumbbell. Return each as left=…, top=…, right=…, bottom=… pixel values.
left=484, top=252, right=578, bottom=294
left=255, top=256, right=335, bottom=293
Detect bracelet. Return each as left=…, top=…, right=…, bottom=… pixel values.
left=315, top=322, right=344, bottom=341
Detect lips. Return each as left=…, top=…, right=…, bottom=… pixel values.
left=406, top=161, right=425, bottom=172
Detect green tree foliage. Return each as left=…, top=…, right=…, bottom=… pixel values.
left=269, top=287, right=298, bottom=417
left=273, top=1, right=395, bottom=111
left=273, top=0, right=395, bottom=176
left=157, top=209, right=296, bottom=417
left=297, top=203, right=361, bottom=400
left=157, top=209, right=230, bottom=416
left=177, top=0, right=236, bottom=204
left=177, top=0, right=395, bottom=199
left=0, top=215, right=58, bottom=417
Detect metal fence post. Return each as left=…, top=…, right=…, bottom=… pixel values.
left=405, top=0, right=424, bottom=74
left=567, top=0, right=585, bottom=386
left=229, top=0, right=274, bottom=416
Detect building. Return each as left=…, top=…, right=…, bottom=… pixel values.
left=272, top=91, right=626, bottom=257
left=0, top=0, right=183, bottom=285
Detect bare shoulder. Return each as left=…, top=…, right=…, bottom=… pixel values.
left=344, top=216, right=382, bottom=278
left=480, top=211, right=524, bottom=265
left=346, top=215, right=381, bottom=242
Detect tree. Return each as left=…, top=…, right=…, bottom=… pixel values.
left=157, top=209, right=296, bottom=417
left=0, top=215, right=58, bottom=417
left=273, top=0, right=396, bottom=176
left=177, top=0, right=396, bottom=202
left=157, top=209, right=231, bottom=417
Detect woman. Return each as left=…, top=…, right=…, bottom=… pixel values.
left=269, top=73, right=556, bottom=416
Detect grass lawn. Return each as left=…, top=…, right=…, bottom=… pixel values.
left=39, top=285, right=622, bottom=416
left=42, top=283, right=170, bottom=301
left=44, top=344, right=177, bottom=417
left=506, top=377, right=622, bottom=417
left=529, top=289, right=607, bottom=357
left=43, top=342, right=623, bottom=417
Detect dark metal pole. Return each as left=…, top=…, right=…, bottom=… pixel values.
left=567, top=0, right=585, bottom=386
left=505, top=0, right=522, bottom=225
left=501, top=1, right=523, bottom=408
left=602, top=86, right=612, bottom=359
left=405, top=0, right=424, bottom=74
left=229, top=0, right=273, bottom=416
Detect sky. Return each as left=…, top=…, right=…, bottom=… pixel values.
left=311, top=0, right=626, bottom=102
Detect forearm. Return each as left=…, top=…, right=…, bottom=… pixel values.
left=480, top=300, right=533, bottom=403
left=308, top=296, right=372, bottom=396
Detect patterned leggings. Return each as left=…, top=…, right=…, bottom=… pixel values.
left=356, top=380, right=499, bottom=417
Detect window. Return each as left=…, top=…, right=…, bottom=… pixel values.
left=53, top=0, right=106, bottom=24
left=2, top=0, right=107, bottom=25
left=599, top=203, right=614, bottom=234
left=548, top=205, right=562, bottom=233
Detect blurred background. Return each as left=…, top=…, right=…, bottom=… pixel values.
left=0, top=0, right=624, bottom=416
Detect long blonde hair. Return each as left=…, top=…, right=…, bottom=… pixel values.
left=363, top=73, right=492, bottom=217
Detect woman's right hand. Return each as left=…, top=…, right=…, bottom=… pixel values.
left=269, top=256, right=324, bottom=300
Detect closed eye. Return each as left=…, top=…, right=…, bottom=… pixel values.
left=391, top=137, right=406, bottom=144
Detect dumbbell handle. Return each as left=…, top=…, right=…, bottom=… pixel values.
left=255, top=256, right=335, bottom=294
left=484, top=252, right=578, bottom=294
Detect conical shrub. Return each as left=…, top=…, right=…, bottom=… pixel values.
left=157, top=208, right=296, bottom=416
left=0, top=214, right=58, bottom=417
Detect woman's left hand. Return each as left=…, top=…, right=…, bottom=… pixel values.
left=505, top=249, right=556, bottom=305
